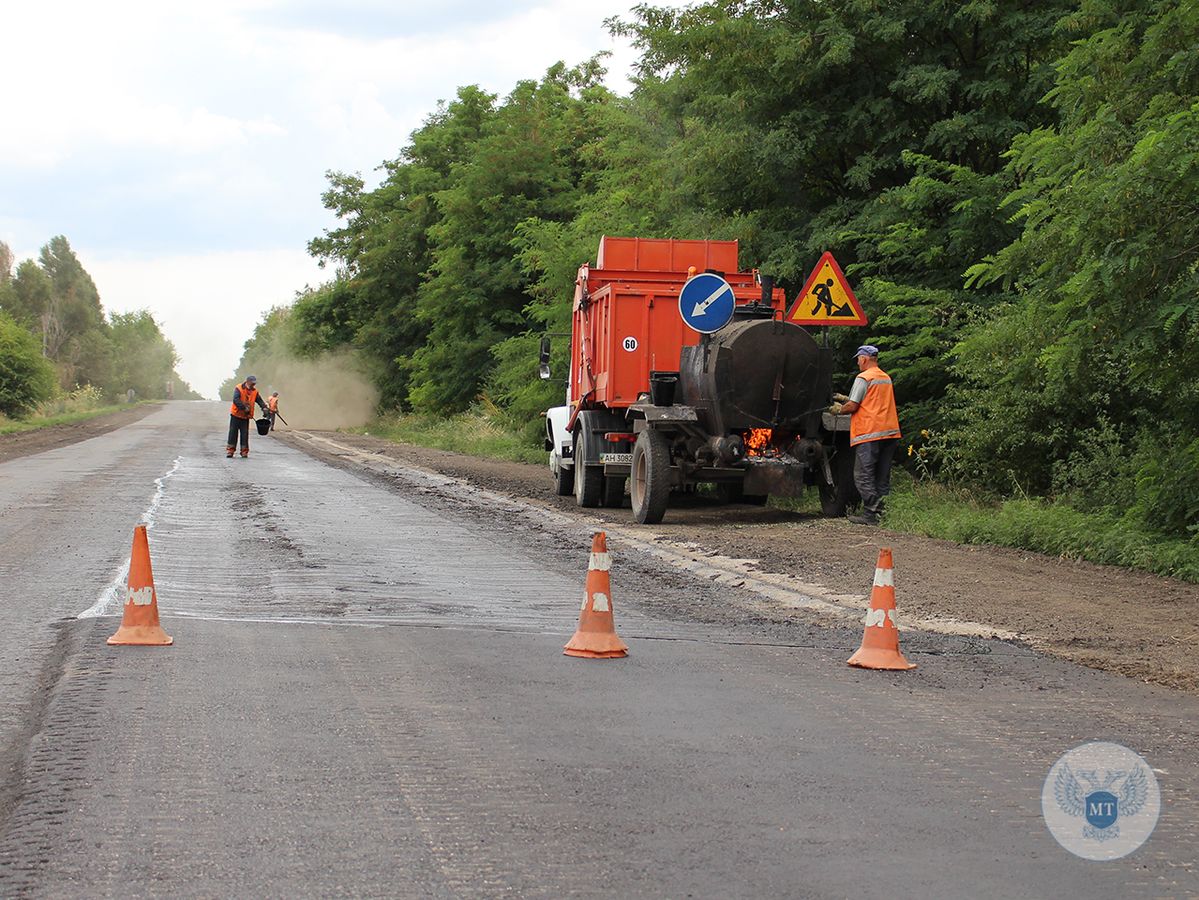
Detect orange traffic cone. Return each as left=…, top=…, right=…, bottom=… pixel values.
left=107, top=525, right=173, bottom=646
left=564, top=532, right=628, bottom=659
left=847, top=547, right=914, bottom=670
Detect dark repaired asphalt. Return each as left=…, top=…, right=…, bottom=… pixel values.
left=0, top=403, right=1196, bottom=897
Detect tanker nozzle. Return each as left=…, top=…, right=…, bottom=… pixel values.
left=791, top=437, right=825, bottom=467
left=706, top=434, right=745, bottom=467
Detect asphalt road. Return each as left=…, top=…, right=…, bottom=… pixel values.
left=0, top=402, right=1195, bottom=898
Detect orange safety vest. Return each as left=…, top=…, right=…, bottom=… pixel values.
left=267, top=396, right=278, bottom=412
left=230, top=383, right=259, bottom=419
left=849, top=366, right=901, bottom=446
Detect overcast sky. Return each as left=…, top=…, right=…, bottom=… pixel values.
left=1, top=0, right=641, bottom=398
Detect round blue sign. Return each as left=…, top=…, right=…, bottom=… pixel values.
left=678, top=273, right=735, bottom=334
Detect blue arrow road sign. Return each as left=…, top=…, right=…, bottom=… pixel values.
left=678, top=273, right=735, bottom=334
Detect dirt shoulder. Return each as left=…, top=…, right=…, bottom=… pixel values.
left=0, top=405, right=161, bottom=465
left=286, top=429, right=1199, bottom=693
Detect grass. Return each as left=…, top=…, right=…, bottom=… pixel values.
left=882, top=473, right=1199, bottom=583
left=356, top=412, right=1199, bottom=583
left=354, top=411, right=547, bottom=466
left=0, top=403, right=136, bottom=435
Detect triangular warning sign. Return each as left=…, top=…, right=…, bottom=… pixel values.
left=786, top=252, right=867, bottom=326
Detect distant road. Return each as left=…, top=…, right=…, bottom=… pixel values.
left=0, top=403, right=1195, bottom=897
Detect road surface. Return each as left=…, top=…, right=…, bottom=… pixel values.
left=0, top=402, right=1195, bottom=897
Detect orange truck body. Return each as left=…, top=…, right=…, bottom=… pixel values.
left=568, top=237, right=786, bottom=422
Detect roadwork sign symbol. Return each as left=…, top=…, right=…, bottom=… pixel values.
left=786, top=252, right=867, bottom=326
left=678, top=272, right=736, bottom=334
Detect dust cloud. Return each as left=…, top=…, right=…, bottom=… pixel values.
left=259, top=352, right=379, bottom=430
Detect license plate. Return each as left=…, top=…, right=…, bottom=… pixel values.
left=600, top=452, right=632, bottom=464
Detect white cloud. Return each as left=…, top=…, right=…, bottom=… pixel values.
left=0, top=0, right=640, bottom=395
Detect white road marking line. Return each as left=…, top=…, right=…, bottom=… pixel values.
left=78, top=456, right=182, bottom=619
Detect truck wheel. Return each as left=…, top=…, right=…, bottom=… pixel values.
left=555, top=461, right=573, bottom=496
left=573, top=427, right=602, bottom=507
left=631, top=430, right=671, bottom=524
left=602, top=475, right=626, bottom=508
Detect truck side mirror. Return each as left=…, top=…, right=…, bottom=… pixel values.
left=538, top=336, right=551, bottom=380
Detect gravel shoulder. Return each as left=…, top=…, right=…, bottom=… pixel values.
left=285, top=428, right=1199, bottom=693
left=0, top=405, right=160, bottom=464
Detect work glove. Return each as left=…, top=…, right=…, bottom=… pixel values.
left=827, top=402, right=844, bottom=415
left=832, top=392, right=850, bottom=403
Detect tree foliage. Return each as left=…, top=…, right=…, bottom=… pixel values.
left=949, top=0, right=1199, bottom=537
left=107, top=311, right=183, bottom=400
left=0, top=237, right=198, bottom=405
left=0, top=311, right=57, bottom=417
left=285, top=0, right=1197, bottom=540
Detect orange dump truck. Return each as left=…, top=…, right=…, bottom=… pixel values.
left=542, top=236, right=857, bottom=523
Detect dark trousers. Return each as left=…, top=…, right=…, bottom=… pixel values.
left=853, top=438, right=899, bottom=516
left=227, top=415, right=250, bottom=453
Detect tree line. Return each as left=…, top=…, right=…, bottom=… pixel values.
left=265, top=0, right=1195, bottom=541
left=0, top=236, right=200, bottom=416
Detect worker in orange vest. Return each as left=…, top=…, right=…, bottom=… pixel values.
left=267, top=392, right=280, bottom=431
left=838, top=345, right=901, bottom=525
left=227, top=375, right=268, bottom=458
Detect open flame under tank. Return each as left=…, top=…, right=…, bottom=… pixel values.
left=677, top=318, right=831, bottom=438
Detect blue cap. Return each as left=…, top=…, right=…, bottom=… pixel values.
left=246, top=375, right=257, bottom=382
left=854, top=345, right=879, bottom=358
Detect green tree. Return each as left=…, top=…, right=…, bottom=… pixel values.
left=488, top=73, right=706, bottom=432
left=0, top=311, right=57, bottom=417
left=5, top=237, right=112, bottom=388
left=0, top=244, right=14, bottom=328
left=949, top=0, right=1199, bottom=537
left=615, top=0, right=1075, bottom=432
left=406, top=66, right=607, bottom=412
left=106, top=310, right=182, bottom=400
left=304, top=85, right=496, bottom=408
left=7, top=260, right=54, bottom=340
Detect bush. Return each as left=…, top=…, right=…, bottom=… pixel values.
left=35, top=384, right=105, bottom=417
left=1129, top=431, right=1199, bottom=540
left=0, top=313, right=56, bottom=417
left=361, top=407, right=546, bottom=465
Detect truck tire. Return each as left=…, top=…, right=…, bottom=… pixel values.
left=602, top=475, right=626, bottom=508
left=631, top=430, right=671, bottom=524
left=573, top=426, right=603, bottom=507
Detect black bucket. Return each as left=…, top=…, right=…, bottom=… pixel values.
left=255, top=417, right=271, bottom=436
left=649, top=371, right=678, bottom=406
